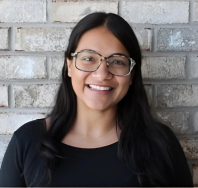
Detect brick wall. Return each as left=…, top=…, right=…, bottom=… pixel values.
left=0, top=0, right=197, bottom=185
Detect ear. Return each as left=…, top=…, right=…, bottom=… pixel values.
left=66, top=58, right=72, bottom=77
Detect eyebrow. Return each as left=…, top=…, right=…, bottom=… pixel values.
left=80, top=49, right=129, bottom=57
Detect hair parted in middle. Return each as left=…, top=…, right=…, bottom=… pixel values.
left=33, top=12, right=174, bottom=187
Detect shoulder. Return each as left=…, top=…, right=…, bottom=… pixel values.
left=151, top=122, right=179, bottom=143
left=147, top=122, right=184, bottom=155
left=4, top=118, right=47, bottom=166
left=13, top=118, right=46, bottom=144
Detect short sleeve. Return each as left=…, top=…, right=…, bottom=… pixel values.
left=0, top=133, right=26, bottom=186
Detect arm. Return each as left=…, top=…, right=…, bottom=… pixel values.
left=0, top=133, right=26, bottom=186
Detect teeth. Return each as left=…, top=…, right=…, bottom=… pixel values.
left=89, top=85, right=112, bottom=91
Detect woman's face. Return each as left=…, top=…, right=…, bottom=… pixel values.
left=67, top=26, right=132, bottom=111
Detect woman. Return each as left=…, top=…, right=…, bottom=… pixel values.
left=0, top=12, right=193, bottom=187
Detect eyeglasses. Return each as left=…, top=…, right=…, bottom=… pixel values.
left=71, top=50, right=136, bottom=76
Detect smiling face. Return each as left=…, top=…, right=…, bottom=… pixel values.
left=67, top=26, right=132, bottom=111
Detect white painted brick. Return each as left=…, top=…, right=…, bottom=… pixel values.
left=157, top=28, right=198, bottom=51
left=157, top=85, right=198, bottom=107
left=133, top=28, right=152, bottom=51
left=50, top=57, right=64, bottom=79
left=16, top=28, right=72, bottom=52
left=0, top=56, right=47, bottom=79
left=179, top=138, right=198, bottom=159
left=194, top=2, right=198, bottom=22
left=144, top=85, right=152, bottom=106
left=142, top=57, right=186, bottom=79
left=193, top=112, right=198, bottom=133
left=13, top=84, right=60, bottom=108
left=0, top=113, right=45, bottom=134
left=0, top=0, right=46, bottom=23
left=0, top=85, right=8, bottom=107
left=157, top=112, right=189, bottom=134
left=189, top=56, right=198, bottom=79
left=52, top=0, right=118, bottom=22
left=120, top=1, right=189, bottom=24
left=0, top=28, right=9, bottom=50
left=0, top=136, right=11, bottom=166
left=193, top=164, right=198, bottom=186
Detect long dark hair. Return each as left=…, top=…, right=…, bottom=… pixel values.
left=35, top=12, right=174, bottom=186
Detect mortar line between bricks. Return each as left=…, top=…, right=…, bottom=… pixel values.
left=46, top=56, right=51, bottom=79
left=6, top=85, right=10, bottom=108
left=1, top=80, right=198, bottom=85
left=8, top=85, right=14, bottom=108
left=10, top=27, right=15, bottom=51
left=0, top=23, right=76, bottom=28
left=142, top=51, right=198, bottom=56
left=186, top=54, right=191, bottom=79
left=154, top=107, right=198, bottom=112
left=177, top=134, right=198, bottom=139
left=118, top=0, right=122, bottom=15
left=143, top=80, right=198, bottom=84
left=0, top=80, right=61, bottom=85
left=1, top=107, right=198, bottom=114
left=2, top=23, right=198, bottom=29
left=129, top=23, right=198, bottom=28
left=154, top=24, right=198, bottom=28
left=153, top=85, right=157, bottom=108
left=0, top=108, right=52, bottom=113
left=0, top=51, right=197, bottom=56
left=189, top=110, right=195, bottom=134
left=47, top=0, right=52, bottom=23
left=0, top=51, right=65, bottom=56
left=8, top=28, right=12, bottom=51
left=1, top=106, right=197, bottom=112
left=153, top=27, right=157, bottom=52
left=190, top=0, right=194, bottom=23
left=178, top=134, right=198, bottom=138
left=148, top=84, right=155, bottom=109
left=124, top=0, right=190, bottom=2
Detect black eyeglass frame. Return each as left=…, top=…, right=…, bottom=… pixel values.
left=71, top=50, right=136, bottom=76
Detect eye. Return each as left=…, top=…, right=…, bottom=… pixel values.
left=83, top=57, right=93, bottom=61
left=112, top=60, right=124, bottom=65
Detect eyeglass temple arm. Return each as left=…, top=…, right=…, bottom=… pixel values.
left=130, top=58, right=136, bottom=71
left=71, top=53, right=78, bottom=57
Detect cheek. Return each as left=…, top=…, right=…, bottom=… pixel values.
left=119, top=77, right=131, bottom=91
left=120, top=84, right=130, bottom=98
left=70, top=69, right=89, bottom=95
left=116, top=77, right=132, bottom=100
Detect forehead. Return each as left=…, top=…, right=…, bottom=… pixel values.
left=75, top=27, right=129, bottom=57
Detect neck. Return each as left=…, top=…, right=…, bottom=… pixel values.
left=70, top=101, right=118, bottom=140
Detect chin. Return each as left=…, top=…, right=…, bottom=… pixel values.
left=88, top=106, right=109, bottom=111
left=86, top=103, right=112, bottom=111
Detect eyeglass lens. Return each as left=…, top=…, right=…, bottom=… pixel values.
left=75, top=51, right=130, bottom=76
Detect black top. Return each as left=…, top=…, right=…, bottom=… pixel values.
left=0, top=118, right=193, bottom=187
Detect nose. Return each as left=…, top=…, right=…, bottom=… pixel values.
left=92, top=58, right=113, bottom=80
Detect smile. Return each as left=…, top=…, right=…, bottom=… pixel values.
left=88, top=85, right=113, bottom=91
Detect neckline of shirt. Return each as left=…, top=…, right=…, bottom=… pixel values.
left=59, top=140, right=118, bottom=157
left=60, top=140, right=119, bottom=150
left=39, top=118, right=119, bottom=155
